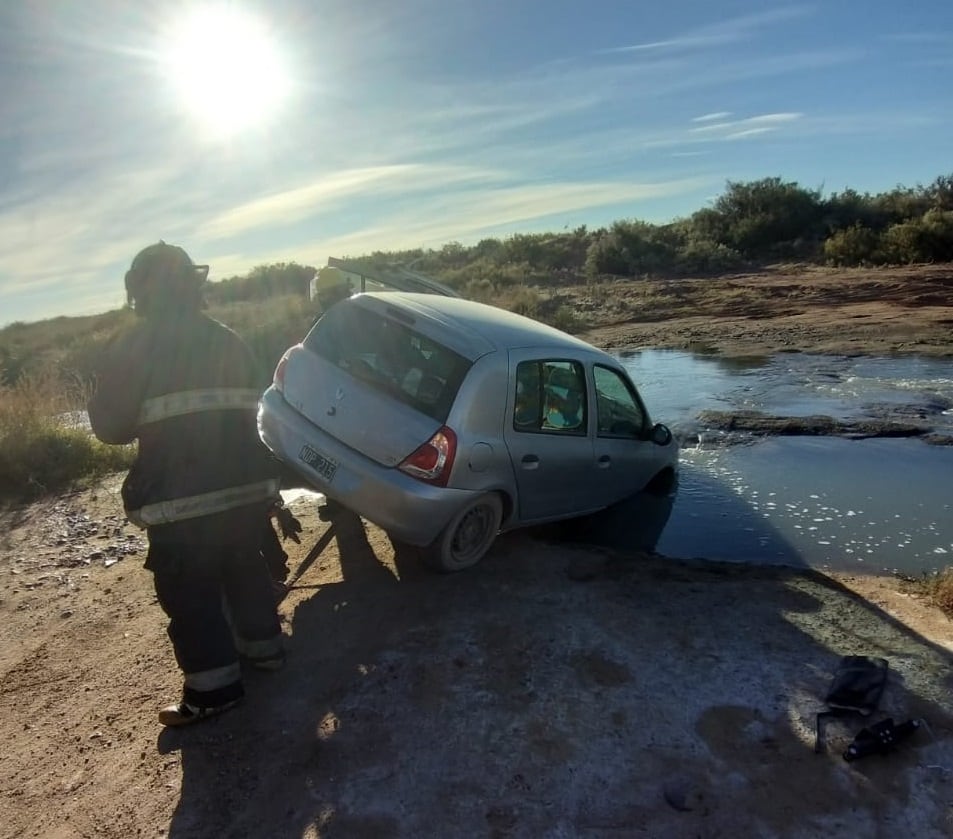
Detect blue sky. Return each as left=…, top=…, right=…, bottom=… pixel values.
left=1, top=1, right=951, bottom=326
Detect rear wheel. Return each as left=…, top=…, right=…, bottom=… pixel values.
left=423, top=493, right=503, bottom=572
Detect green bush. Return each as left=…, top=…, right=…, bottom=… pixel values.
left=879, top=211, right=953, bottom=264
left=544, top=305, right=587, bottom=333
left=710, top=177, right=825, bottom=259
left=823, top=224, right=881, bottom=266
left=583, top=220, right=676, bottom=278
left=0, top=372, right=135, bottom=503
left=496, top=285, right=542, bottom=317
left=674, top=238, right=744, bottom=274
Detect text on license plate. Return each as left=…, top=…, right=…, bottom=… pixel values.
left=298, top=444, right=338, bottom=482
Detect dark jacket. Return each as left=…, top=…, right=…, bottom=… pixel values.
left=88, top=313, right=280, bottom=545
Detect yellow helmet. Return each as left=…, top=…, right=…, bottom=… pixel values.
left=311, top=266, right=351, bottom=295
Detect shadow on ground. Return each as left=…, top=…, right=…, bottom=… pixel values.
left=157, top=485, right=953, bottom=838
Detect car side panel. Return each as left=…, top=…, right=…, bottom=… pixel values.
left=441, top=353, right=520, bottom=525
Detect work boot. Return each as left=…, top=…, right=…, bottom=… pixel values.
left=158, top=697, right=242, bottom=727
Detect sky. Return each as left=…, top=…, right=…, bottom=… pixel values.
left=1, top=1, right=951, bottom=326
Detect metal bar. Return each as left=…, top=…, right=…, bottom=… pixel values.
left=279, top=525, right=336, bottom=601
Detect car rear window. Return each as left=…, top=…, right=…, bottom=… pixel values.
left=304, top=301, right=472, bottom=422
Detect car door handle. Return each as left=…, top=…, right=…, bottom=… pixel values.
left=597, top=455, right=612, bottom=468
left=520, top=454, right=540, bottom=470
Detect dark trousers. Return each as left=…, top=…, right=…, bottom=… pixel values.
left=149, top=539, right=282, bottom=707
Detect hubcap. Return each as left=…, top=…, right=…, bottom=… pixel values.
left=452, top=505, right=492, bottom=559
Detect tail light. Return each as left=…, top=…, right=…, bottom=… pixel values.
left=273, top=347, right=297, bottom=393
left=398, top=426, right=457, bottom=486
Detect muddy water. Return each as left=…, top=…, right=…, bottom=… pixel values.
left=596, top=351, right=953, bottom=575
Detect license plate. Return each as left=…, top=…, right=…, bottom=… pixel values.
left=298, top=444, right=338, bottom=482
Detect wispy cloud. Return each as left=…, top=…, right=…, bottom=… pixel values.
left=204, top=175, right=714, bottom=273
left=198, top=164, right=501, bottom=240
left=603, top=6, right=812, bottom=53
left=689, top=112, right=803, bottom=139
left=724, top=127, right=776, bottom=140
left=692, top=112, right=732, bottom=123
left=0, top=159, right=712, bottom=322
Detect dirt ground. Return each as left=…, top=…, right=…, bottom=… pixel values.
left=570, top=262, right=953, bottom=359
left=3, top=263, right=953, bottom=838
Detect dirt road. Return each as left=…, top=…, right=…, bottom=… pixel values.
left=2, top=264, right=953, bottom=837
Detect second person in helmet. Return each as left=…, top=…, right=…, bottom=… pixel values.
left=310, top=266, right=353, bottom=316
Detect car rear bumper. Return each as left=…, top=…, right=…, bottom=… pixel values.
left=258, top=388, right=478, bottom=546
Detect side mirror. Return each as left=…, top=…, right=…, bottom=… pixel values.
left=651, top=423, right=673, bottom=446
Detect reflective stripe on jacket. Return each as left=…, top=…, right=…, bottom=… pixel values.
left=128, top=478, right=280, bottom=528
left=88, top=314, right=280, bottom=537
left=139, top=388, right=263, bottom=426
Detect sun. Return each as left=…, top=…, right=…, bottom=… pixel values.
left=161, top=5, right=290, bottom=139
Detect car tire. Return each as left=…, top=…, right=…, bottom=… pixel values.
left=422, top=493, right=503, bottom=573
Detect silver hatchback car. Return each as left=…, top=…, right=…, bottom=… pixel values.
left=258, top=292, right=678, bottom=571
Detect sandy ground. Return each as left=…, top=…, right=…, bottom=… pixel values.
left=570, top=262, right=953, bottom=359
left=2, top=264, right=953, bottom=838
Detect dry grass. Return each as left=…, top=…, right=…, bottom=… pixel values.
left=920, top=569, right=953, bottom=618
left=0, top=369, right=134, bottom=503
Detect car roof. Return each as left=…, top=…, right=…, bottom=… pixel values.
left=354, top=291, right=606, bottom=360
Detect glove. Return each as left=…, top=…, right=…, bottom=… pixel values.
left=273, top=506, right=303, bottom=543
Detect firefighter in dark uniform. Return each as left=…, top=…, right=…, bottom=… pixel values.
left=88, top=242, right=285, bottom=727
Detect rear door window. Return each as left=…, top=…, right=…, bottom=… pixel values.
left=513, top=359, right=587, bottom=434
left=305, top=303, right=471, bottom=422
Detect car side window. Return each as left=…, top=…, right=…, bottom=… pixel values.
left=513, top=359, right=587, bottom=434
left=594, top=365, right=647, bottom=437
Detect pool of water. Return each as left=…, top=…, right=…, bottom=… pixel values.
left=621, top=350, right=953, bottom=434
left=583, top=351, right=953, bottom=575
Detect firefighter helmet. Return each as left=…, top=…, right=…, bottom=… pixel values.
left=124, top=241, right=209, bottom=316
left=310, top=266, right=352, bottom=310
left=311, top=266, right=350, bottom=295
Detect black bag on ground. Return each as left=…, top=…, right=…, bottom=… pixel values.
left=814, top=655, right=888, bottom=752
left=843, top=717, right=921, bottom=762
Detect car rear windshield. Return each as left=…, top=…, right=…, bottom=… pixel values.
left=304, top=301, right=472, bottom=423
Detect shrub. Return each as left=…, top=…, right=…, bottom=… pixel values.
left=584, top=232, right=632, bottom=278
left=459, top=278, right=499, bottom=304
left=823, top=224, right=881, bottom=266
left=495, top=285, right=541, bottom=317
left=674, top=238, right=745, bottom=274
left=878, top=211, right=953, bottom=264
left=711, top=177, right=825, bottom=259
left=208, top=294, right=317, bottom=376
left=918, top=568, right=953, bottom=618
left=0, top=370, right=134, bottom=503
left=544, top=305, right=587, bottom=333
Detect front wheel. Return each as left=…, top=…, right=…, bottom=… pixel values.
left=422, top=493, right=503, bottom=573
